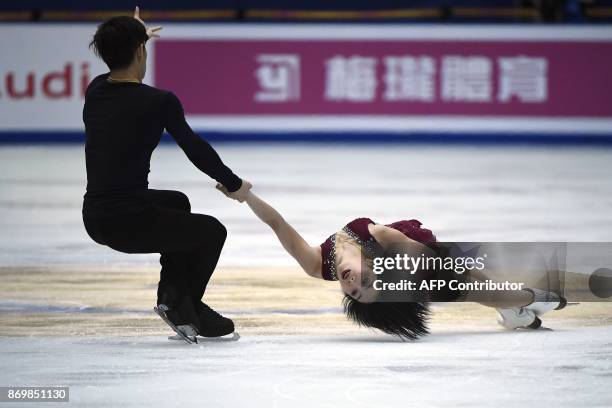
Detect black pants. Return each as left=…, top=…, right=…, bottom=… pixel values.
left=83, top=189, right=227, bottom=303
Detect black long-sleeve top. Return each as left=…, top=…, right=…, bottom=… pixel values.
left=82, top=73, right=241, bottom=217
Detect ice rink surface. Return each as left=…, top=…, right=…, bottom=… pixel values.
left=2, top=327, right=612, bottom=408
left=1, top=144, right=612, bottom=407
left=2, top=144, right=612, bottom=267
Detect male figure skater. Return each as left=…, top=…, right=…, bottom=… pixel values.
left=82, top=8, right=251, bottom=342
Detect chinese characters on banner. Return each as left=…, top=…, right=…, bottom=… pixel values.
left=254, top=54, right=300, bottom=102
left=255, top=54, right=547, bottom=104
left=154, top=39, right=612, bottom=117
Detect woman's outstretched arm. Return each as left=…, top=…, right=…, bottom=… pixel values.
left=243, top=190, right=323, bottom=279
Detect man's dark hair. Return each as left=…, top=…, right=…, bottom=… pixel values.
left=342, top=296, right=430, bottom=340
left=90, top=16, right=148, bottom=70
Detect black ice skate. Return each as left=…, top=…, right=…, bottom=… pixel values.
left=194, top=301, right=237, bottom=338
left=154, top=292, right=201, bottom=344
left=168, top=302, right=238, bottom=342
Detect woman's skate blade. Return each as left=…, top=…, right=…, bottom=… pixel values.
left=153, top=306, right=198, bottom=344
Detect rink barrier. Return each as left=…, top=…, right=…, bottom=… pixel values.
left=2, top=131, right=612, bottom=145
left=2, top=25, right=612, bottom=139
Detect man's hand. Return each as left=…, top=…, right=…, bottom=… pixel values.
left=134, top=6, right=163, bottom=39
left=216, top=181, right=252, bottom=203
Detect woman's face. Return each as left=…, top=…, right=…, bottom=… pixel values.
left=337, top=249, right=379, bottom=303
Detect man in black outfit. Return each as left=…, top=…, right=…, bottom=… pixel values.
left=82, top=9, right=251, bottom=342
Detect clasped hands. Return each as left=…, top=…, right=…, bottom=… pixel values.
left=216, top=181, right=252, bottom=203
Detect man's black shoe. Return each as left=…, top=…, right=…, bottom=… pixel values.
left=194, top=301, right=235, bottom=337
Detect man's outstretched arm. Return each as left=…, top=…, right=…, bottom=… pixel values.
left=163, top=92, right=242, bottom=192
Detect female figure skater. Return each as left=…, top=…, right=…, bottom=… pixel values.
left=217, top=185, right=566, bottom=340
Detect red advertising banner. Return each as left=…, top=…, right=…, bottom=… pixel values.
left=155, top=39, right=612, bottom=117
left=3, top=25, right=610, bottom=136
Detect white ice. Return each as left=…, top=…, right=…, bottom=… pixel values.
left=1, top=326, right=611, bottom=407
left=1, top=144, right=612, bottom=267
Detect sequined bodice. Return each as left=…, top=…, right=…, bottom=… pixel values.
left=319, top=218, right=437, bottom=281
left=320, top=218, right=382, bottom=281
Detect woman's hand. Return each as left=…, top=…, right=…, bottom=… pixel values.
left=216, top=181, right=253, bottom=203
left=134, top=6, right=163, bottom=39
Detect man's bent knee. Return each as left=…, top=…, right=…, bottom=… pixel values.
left=208, top=217, right=227, bottom=244
left=193, top=216, right=227, bottom=246
left=174, top=192, right=191, bottom=212
left=213, top=218, right=227, bottom=242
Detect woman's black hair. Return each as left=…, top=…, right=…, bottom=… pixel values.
left=89, top=16, right=148, bottom=70
left=342, top=295, right=430, bottom=340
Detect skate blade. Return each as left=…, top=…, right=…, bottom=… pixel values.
left=517, top=326, right=554, bottom=332
left=168, top=332, right=240, bottom=342
left=153, top=306, right=197, bottom=344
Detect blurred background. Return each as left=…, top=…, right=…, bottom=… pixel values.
left=1, top=0, right=611, bottom=23
left=1, top=0, right=611, bottom=269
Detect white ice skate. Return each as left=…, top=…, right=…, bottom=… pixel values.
left=496, top=307, right=541, bottom=330
left=523, top=288, right=567, bottom=316
left=496, top=288, right=567, bottom=330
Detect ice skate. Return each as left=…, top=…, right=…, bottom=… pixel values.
left=154, top=291, right=201, bottom=344
left=193, top=301, right=237, bottom=338
left=496, top=307, right=541, bottom=330
left=154, top=304, right=198, bottom=344
left=523, top=288, right=567, bottom=316
left=168, top=332, right=241, bottom=342
left=496, top=288, right=568, bottom=330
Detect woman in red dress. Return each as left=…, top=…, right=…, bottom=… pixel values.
left=218, top=186, right=566, bottom=339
